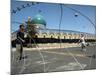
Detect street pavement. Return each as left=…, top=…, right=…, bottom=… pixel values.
left=11, top=45, right=96, bottom=75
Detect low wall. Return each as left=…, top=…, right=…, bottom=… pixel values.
left=11, top=38, right=96, bottom=47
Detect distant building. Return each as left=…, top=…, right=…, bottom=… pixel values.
left=11, top=14, right=96, bottom=47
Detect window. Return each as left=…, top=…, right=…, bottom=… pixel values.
left=64, top=36, right=66, bottom=39
left=43, top=35, right=46, bottom=38
left=58, top=36, right=60, bottom=39
left=51, top=36, right=53, bottom=38
left=35, top=35, right=38, bottom=38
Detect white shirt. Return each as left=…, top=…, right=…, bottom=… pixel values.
left=81, top=37, right=85, bottom=44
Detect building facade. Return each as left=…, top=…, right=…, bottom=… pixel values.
left=11, top=14, right=96, bottom=46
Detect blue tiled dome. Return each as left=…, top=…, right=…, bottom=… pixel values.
left=31, top=14, right=46, bottom=26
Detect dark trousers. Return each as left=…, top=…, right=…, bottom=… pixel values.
left=19, top=44, right=23, bottom=60
left=81, top=43, right=86, bottom=48
left=16, top=43, right=23, bottom=60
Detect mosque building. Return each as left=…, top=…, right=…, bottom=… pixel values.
left=11, top=14, right=96, bottom=47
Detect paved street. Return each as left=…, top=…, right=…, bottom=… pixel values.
left=11, top=45, right=96, bottom=75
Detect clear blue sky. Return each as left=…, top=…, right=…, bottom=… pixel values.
left=11, top=0, right=96, bottom=34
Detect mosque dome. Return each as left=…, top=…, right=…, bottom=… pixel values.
left=31, top=14, right=46, bottom=26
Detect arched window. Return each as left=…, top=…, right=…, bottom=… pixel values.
left=35, top=35, right=38, bottom=38
left=43, top=35, right=46, bottom=38
left=51, top=36, right=53, bottom=38
left=58, top=36, right=60, bottom=39
left=64, top=36, right=66, bottom=39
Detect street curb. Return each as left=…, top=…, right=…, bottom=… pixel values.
left=12, top=45, right=80, bottom=52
